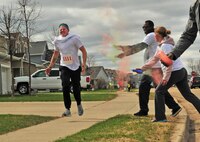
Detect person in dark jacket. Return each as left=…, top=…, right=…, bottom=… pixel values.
left=168, top=0, right=200, bottom=60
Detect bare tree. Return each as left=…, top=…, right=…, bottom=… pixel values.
left=187, top=58, right=196, bottom=72
left=195, top=60, right=200, bottom=75
left=46, top=26, right=58, bottom=46
left=0, top=6, right=21, bottom=96
left=18, top=0, right=41, bottom=95
left=187, top=58, right=200, bottom=75
left=87, top=54, right=96, bottom=67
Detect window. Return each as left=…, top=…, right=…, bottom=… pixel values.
left=49, top=70, right=59, bottom=77
left=194, top=77, right=200, bottom=82
left=34, top=71, right=46, bottom=77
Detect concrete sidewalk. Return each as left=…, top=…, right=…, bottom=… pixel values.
left=170, top=88, right=200, bottom=142
left=0, top=90, right=186, bottom=142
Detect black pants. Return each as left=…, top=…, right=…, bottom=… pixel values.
left=60, top=66, right=81, bottom=110
left=155, top=68, right=200, bottom=120
left=139, top=74, right=179, bottom=113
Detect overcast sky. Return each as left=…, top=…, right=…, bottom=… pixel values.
left=1, top=0, right=199, bottom=73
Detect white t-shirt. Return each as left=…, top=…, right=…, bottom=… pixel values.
left=142, top=32, right=161, bottom=68
left=160, top=43, right=184, bottom=71
left=53, top=33, right=83, bottom=70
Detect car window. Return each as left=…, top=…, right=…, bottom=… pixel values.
left=194, top=77, right=200, bottom=81
left=34, top=71, right=46, bottom=77
left=49, top=70, right=59, bottom=77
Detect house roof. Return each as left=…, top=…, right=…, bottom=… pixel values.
left=30, top=41, right=48, bottom=55
left=87, top=66, right=108, bottom=79
left=105, top=69, right=118, bottom=78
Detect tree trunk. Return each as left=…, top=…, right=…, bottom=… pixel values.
left=9, top=42, right=15, bottom=96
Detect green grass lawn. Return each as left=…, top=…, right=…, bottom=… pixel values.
left=56, top=114, right=174, bottom=142
left=0, top=90, right=117, bottom=135
left=0, top=114, right=58, bottom=135
left=0, top=90, right=117, bottom=102
left=0, top=90, right=174, bottom=141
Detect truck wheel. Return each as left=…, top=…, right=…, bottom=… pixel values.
left=18, top=83, right=29, bottom=95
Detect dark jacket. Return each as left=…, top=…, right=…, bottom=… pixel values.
left=172, top=0, right=199, bottom=59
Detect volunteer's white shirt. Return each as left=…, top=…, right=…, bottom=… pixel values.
left=142, top=32, right=161, bottom=68
left=142, top=43, right=184, bottom=82
left=53, top=33, right=83, bottom=71
left=160, top=43, right=184, bottom=72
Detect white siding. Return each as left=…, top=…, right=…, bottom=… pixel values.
left=96, top=69, right=109, bottom=82
left=1, top=65, right=11, bottom=94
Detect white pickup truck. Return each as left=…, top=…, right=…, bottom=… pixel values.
left=14, top=68, right=91, bottom=94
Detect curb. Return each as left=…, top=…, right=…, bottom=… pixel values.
left=170, top=110, right=190, bottom=142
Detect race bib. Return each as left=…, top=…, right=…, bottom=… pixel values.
left=63, top=54, right=73, bottom=65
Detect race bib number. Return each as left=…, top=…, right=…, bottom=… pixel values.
left=63, top=54, right=73, bottom=65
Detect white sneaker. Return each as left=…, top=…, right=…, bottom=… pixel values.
left=62, top=109, right=71, bottom=117
left=77, top=104, right=84, bottom=116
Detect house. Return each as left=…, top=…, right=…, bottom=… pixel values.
left=9, top=33, right=38, bottom=77
left=0, top=33, right=26, bottom=94
left=86, top=66, right=109, bottom=89
left=0, top=52, right=21, bottom=94
left=105, top=68, right=142, bottom=89
left=30, top=41, right=48, bottom=65
left=43, top=48, right=60, bottom=68
left=0, top=35, right=8, bottom=53
left=0, top=32, right=38, bottom=94
left=30, top=41, right=60, bottom=68
left=105, top=69, right=118, bottom=88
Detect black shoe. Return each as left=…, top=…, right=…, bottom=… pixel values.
left=171, top=107, right=182, bottom=117
left=134, top=111, right=148, bottom=116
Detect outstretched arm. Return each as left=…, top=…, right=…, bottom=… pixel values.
left=170, top=3, right=198, bottom=60
left=115, top=42, right=148, bottom=58
left=141, top=55, right=159, bottom=71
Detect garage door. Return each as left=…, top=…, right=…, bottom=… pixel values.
left=1, top=67, right=11, bottom=94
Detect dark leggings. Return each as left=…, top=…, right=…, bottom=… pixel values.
left=155, top=68, right=200, bottom=120
left=60, top=66, right=81, bottom=110
left=139, top=75, right=179, bottom=113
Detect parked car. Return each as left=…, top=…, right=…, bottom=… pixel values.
left=14, top=68, right=91, bottom=94
left=189, top=76, right=200, bottom=89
